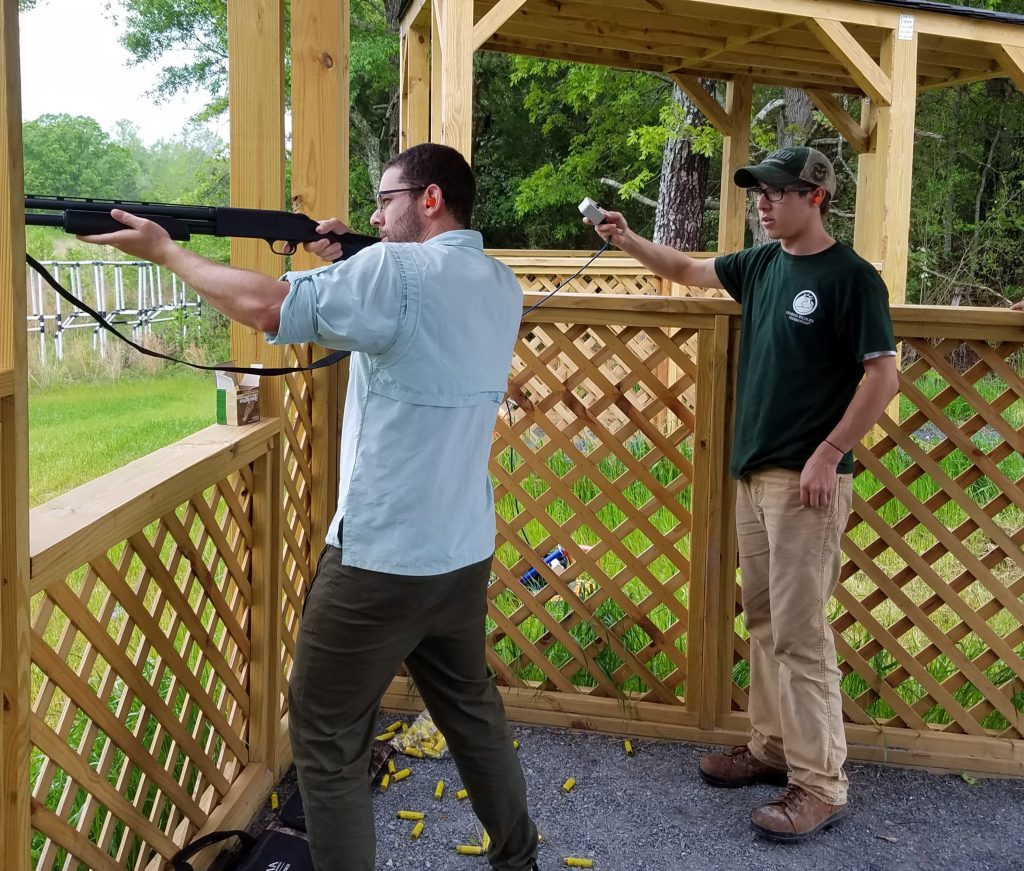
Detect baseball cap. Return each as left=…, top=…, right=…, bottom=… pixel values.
left=734, top=146, right=836, bottom=196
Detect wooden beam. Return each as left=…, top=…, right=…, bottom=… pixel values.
left=401, top=26, right=431, bottom=149
left=473, top=0, right=529, bottom=51
left=431, top=0, right=443, bottom=142
left=879, top=28, right=918, bottom=305
left=438, top=0, right=474, bottom=159
left=854, top=96, right=882, bottom=260
left=227, top=0, right=286, bottom=407
left=401, top=0, right=432, bottom=31
left=671, top=75, right=731, bottom=136
left=718, top=76, right=752, bottom=255
left=993, top=43, right=1024, bottom=94
left=808, top=90, right=870, bottom=154
left=290, top=0, right=350, bottom=555
left=249, top=431, right=282, bottom=775
left=671, top=19, right=801, bottom=70
left=0, top=0, right=30, bottom=867
left=807, top=17, right=892, bottom=105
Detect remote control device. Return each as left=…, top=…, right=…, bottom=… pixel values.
left=578, top=197, right=605, bottom=225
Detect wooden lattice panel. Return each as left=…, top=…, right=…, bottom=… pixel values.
left=278, top=345, right=316, bottom=710
left=731, top=337, right=1024, bottom=740
left=489, top=317, right=702, bottom=704
left=29, top=472, right=255, bottom=871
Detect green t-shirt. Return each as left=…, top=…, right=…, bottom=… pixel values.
left=714, top=241, right=896, bottom=479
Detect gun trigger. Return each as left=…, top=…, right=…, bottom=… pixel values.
left=270, top=240, right=297, bottom=256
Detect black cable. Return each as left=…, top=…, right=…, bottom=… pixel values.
left=521, top=240, right=611, bottom=317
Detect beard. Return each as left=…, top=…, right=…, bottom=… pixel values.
left=382, top=203, right=425, bottom=243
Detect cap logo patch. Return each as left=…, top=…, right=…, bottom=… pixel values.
left=810, top=162, right=828, bottom=183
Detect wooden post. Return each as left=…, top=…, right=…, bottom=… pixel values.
left=878, top=26, right=918, bottom=304
left=437, top=0, right=474, bottom=159
left=0, top=1, right=31, bottom=867
left=853, top=96, right=882, bottom=260
left=688, top=316, right=733, bottom=729
left=227, top=0, right=287, bottom=415
left=249, top=429, right=283, bottom=776
left=430, top=0, right=444, bottom=143
left=290, top=0, right=350, bottom=561
left=401, top=25, right=431, bottom=150
left=852, top=25, right=917, bottom=305
left=718, top=76, right=752, bottom=254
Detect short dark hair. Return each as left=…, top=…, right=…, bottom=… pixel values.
left=384, top=143, right=475, bottom=227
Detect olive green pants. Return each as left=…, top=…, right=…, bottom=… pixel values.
left=288, top=545, right=538, bottom=871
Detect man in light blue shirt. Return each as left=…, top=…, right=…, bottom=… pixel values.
left=82, top=143, right=540, bottom=871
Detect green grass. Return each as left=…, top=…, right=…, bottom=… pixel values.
left=29, top=371, right=214, bottom=507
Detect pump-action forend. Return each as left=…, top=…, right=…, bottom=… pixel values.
left=25, top=195, right=380, bottom=260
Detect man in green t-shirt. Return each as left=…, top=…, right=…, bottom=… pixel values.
left=586, top=146, right=898, bottom=842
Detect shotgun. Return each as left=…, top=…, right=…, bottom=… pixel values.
left=25, top=195, right=379, bottom=260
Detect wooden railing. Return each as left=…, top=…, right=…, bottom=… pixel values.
left=27, top=422, right=283, bottom=871
left=384, top=293, right=1024, bottom=777
left=17, top=276, right=1024, bottom=870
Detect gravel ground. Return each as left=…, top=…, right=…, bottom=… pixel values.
left=247, top=716, right=1024, bottom=871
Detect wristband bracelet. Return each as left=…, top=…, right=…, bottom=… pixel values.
left=824, top=438, right=845, bottom=455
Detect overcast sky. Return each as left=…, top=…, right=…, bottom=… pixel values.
left=18, top=0, right=222, bottom=144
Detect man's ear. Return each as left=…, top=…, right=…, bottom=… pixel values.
left=424, top=184, right=442, bottom=212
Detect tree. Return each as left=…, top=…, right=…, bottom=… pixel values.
left=23, top=114, right=142, bottom=198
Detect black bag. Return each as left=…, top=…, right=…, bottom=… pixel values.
left=171, top=828, right=313, bottom=871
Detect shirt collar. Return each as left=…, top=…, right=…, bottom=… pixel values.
left=424, top=229, right=483, bottom=250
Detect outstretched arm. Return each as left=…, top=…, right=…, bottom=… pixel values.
left=587, top=209, right=724, bottom=290
left=800, top=354, right=899, bottom=509
left=79, top=209, right=291, bottom=333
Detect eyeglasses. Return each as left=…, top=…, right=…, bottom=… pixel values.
left=375, top=186, right=425, bottom=209
left=746, top=185, right=815, bottom=203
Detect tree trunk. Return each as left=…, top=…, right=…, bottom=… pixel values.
left=653, top=80, right=711, bottom=250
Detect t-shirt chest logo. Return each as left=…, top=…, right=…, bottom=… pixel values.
left=787, top=290, right=818, bottom=325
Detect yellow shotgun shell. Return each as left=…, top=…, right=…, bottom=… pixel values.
left=624, top=740, right=634, bottom=756
left=388, top=759, right=396, bottom=774
left=564, top=859, right=593, bottom=868
left=482, top=830, right=491, bottom=850
left=410, top=821, right=424, bottom=840
left=393, top=768, right=412, bottom=781
left=434, top=780, right=445, bottom=800
left=386, top=720, right=404, bottom=732
left=403, top=747, right=425, bottom=758
left=456, top=845, right=483, bottom=855
left=380, top=774, right=390, bottom=791
left=270, top=791, right=279, bottom=810
left=375, top=732, right=396, bottom=742
left=397, top=810, right=424, bottom=820
left=455, top=788, right=469, bottom=800
left=513, top=739, right=520, bottom=749
left=562, top=777, right=576, bottom=793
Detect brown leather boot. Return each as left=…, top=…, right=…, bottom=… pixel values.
left=698, top=745, right=788, bottom=788
left=751, top=784, right=849, bottom=842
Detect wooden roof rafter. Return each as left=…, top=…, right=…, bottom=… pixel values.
left=422, top=0, right=1024, bottom=99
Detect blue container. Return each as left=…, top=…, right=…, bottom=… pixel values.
left=519, top=546, right=569, bottom=592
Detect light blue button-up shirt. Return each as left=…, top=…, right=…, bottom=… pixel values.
left=268, top=230, right=522, bottom=575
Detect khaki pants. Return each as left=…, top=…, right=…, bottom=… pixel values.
left=289, top=546, right=538, bottom=871
left=736, top=467, right=852, bottom=805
